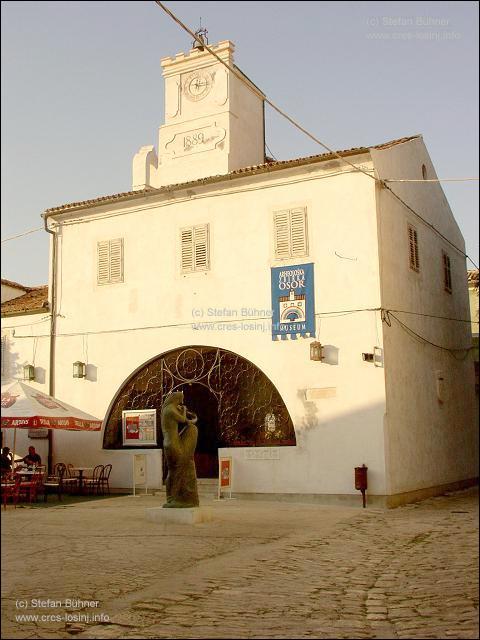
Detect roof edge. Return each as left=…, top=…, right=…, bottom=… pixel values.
left=43, top=134, right=420, bottom=218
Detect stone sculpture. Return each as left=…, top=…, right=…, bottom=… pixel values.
left=161, top=391, right=199, bottom=508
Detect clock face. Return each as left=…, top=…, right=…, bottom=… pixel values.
left=183, top=71, right=213, bottom=102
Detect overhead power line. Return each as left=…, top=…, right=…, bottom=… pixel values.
left=154, top=1, right=377, bottom=182
left=154, top=2, right=479, bottom=271
left=381, top=183, right=479, bottom=269
left=1, top=227, right=43, bottom=243
left=5, top=3, right=478, bottom=275
left=11, top=307, right=477, bottom=345
left=382, top=310, right=474, bottom=359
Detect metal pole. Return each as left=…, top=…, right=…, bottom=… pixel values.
left=43, top=213, right=57, bottom=475
left=12, top=427, right=17, bottom=470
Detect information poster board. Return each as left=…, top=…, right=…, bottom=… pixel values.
left=218, top=456, right=233, bottom=499
left=132, top=454, right=147, bottom=496
left=122, top=409, right=157, bottom=446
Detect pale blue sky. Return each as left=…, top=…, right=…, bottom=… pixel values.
left=1, top=1, right=478, bottom=286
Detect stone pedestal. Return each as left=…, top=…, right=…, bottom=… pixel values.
left=145, top=506, right=212, bottom=525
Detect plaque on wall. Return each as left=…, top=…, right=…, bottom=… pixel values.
left=28, top=428, right=49, bottom=439
left=244, top=448, right=280, bottom=460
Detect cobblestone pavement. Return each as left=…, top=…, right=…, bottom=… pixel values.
left=1, top=487, right=478, bottom=639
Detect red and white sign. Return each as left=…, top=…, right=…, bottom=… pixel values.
left=220, top=458, right=232, bottom=488
left=218, top=456, right=233, bottom=499
left=125, top=416, right=140, bottom=440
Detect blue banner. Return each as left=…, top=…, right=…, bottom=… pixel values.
left=271, top=263, right=315, bottom=340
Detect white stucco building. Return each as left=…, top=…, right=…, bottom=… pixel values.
left=2, top=40, right=477, bottom=506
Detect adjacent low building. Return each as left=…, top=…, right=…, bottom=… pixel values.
left=2, top=40, right=478, bottom=505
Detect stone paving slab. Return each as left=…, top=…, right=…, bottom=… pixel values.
left=1, top=488, right=478, bottom=639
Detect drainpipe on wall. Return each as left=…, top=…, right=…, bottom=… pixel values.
left=262, top=99, right=266, bottom=164
left=43, top=212, right=57, bottom=475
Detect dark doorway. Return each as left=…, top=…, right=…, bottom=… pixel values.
left=180, top=383, right=219, bottom=478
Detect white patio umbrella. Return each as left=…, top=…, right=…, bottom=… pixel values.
left=1, top=380, right=102, bottom=466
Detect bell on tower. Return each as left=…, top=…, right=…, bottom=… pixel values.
left=192, top=21, right=208, bottom=51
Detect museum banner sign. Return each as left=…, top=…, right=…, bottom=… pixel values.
left=271, top=263, right=315, bottom=340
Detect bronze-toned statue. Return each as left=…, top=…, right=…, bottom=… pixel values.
left=161, top=392, right=199, bottom=508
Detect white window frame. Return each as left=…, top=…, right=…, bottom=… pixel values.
left=97, top=238, right=124, bottom=285
left=273, top=207, right=308, bottom=259
left=180, top=224, right=210, bottom=273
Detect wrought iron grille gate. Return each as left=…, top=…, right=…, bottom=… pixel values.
left=103, top=346, right=295, bottom=449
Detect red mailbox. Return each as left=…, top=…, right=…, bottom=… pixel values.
left=355, top=464, right=368, bottom=490
left=354, top=464, right=368, bottom=507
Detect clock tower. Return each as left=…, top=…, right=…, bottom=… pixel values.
left=133, top=40, right=266, bottom=190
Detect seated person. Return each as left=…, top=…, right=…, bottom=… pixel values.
left=17, top=446, right=42, bottom=468
left=1, top=447, right=12, bottom=475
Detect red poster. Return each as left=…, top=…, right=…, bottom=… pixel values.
left=125, top=416, right=140, bottom=439
left=220, top=458, right=231, bottom=488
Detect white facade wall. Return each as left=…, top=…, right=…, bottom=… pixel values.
left=371, top=138, right=478, bottom=495
left=46, top=158, right=389, bottom=497
left=4, top=138, right=477, bottom=503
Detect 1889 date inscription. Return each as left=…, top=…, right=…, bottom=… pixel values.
left=165, top=125, right=226, bottom=157
left=184, top=132, right=205, bottom=150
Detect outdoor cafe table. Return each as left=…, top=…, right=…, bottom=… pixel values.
left=70, top=467, right=94, bottom=494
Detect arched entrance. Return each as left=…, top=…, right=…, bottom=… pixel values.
left=103, top=346, right=296, bottom=478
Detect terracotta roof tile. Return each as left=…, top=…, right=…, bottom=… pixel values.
left=43, top=135, right=420, bottom=216
left=468, top=269, right=479, bottom=287
left=1, top=286, right=49, bottom=315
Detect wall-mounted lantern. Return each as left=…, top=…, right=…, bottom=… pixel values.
left=73, top=361, right=86, bottom=379
left=362, top=353, right=374, bottom=362
left=23, top=364, right=35, bottom=381
left=310, top=341, right=324, bottom=362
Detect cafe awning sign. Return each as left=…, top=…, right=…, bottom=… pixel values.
left=271, top=263, right=315, bottom=340
left=1, top=380, right=102, bottom=431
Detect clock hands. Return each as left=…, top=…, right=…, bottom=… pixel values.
left=184, top=72, right=213, bottom=100
left=193, top=78, right=206, bottom=91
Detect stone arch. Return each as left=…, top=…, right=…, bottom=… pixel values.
left=103, top=346, right=296, bottom=463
